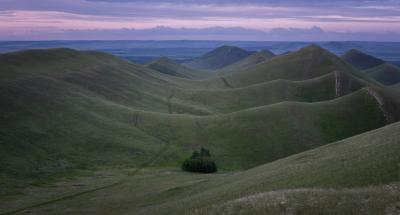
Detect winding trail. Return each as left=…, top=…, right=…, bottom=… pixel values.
left=221, top=77, right=234, bottom=88
left=365, top=88, right=395, bottom=123
left=334, top=71, right=343, bottom=97
left=167, top=90, right=175, bottom=114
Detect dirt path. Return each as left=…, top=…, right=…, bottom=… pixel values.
left=167, top=89, right=175, bottom=114
left=220, top=77, right=234, bottom=88
left=365, top=88, right=395, bottom=123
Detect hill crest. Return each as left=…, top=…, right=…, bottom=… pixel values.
left=185, top=45, right=253, bottom=70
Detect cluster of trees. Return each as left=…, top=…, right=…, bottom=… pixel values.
left=182, top=147, right=217, bottom=173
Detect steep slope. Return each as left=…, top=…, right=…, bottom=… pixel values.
left=218, top=49, right=276, bottom=74
left=169, top=121, right=400, bottom=215
left=342, top=49, right=385, bottom=70
left=146, top=57, right=209, bottom=79
left=185, top=46, right=253, bottom=70
left=365, top=63, right=400, bottom=85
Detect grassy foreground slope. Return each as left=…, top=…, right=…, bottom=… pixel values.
left=139, top=120, right=400, bottom=215
left=6, top=119, right=399, bottom=215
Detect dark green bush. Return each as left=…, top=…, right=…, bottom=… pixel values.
left=182, top=147, right=217, bottom=173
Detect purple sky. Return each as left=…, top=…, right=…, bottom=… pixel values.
left=0, top=0, right=400, bottom=41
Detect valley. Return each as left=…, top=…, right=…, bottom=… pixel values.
left=1, top=44, right=400, bottom=214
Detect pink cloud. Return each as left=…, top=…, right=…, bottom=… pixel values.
left=1, top=10, right=400, bottom=34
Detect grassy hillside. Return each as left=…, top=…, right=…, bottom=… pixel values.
left=342, top=49, right=385, bottom=70
left=365, top=63, right=400, bottom=85
left=1, top=45, right=400, bottom=214
left=179, top=120, right=400, bottom=214
left=1, top=82, right=389, bottom=193
left=135, top=88, right=390, bottom=169
left=185, top=46, right=253, bottom=70
left=171, top=71, right=373, bottom=113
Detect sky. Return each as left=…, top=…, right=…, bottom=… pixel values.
left=0, top=0, right=400, bottom=41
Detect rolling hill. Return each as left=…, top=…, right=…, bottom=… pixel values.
left=342, top=49, right=385, bottom=70
left=185, top=45, right=254, bottom=70
left=1, top=44, right=400, bottom=214
left=202, top=45, right=372, bottom=88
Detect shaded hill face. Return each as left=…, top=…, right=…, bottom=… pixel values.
left=365, top=63, right=400, bottom=86
left=1, top=45, right=400, bottom=197
left=342, top=49, right=385, bottom=70
left=218, top=49, right=276, bottom=74
left=185, top=45, right=253, bottom=70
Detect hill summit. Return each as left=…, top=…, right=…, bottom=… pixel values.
left=185, top=45, right=253, bottom=70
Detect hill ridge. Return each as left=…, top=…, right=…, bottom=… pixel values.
left=342, top=48, right=385, bottom=70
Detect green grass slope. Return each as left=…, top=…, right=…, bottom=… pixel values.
left=209, top=45, right=362, bottom=88
left=365, top=63, right=400, bottom=86
left=142, top=89, right=391, bottom=169
left=342, top=49, right=385, bottom=70
left=0, top=81, right=391, bottom=193
left=185, top=46, right=253, bottom=70
left=136, top=120, right=400, bottom=215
